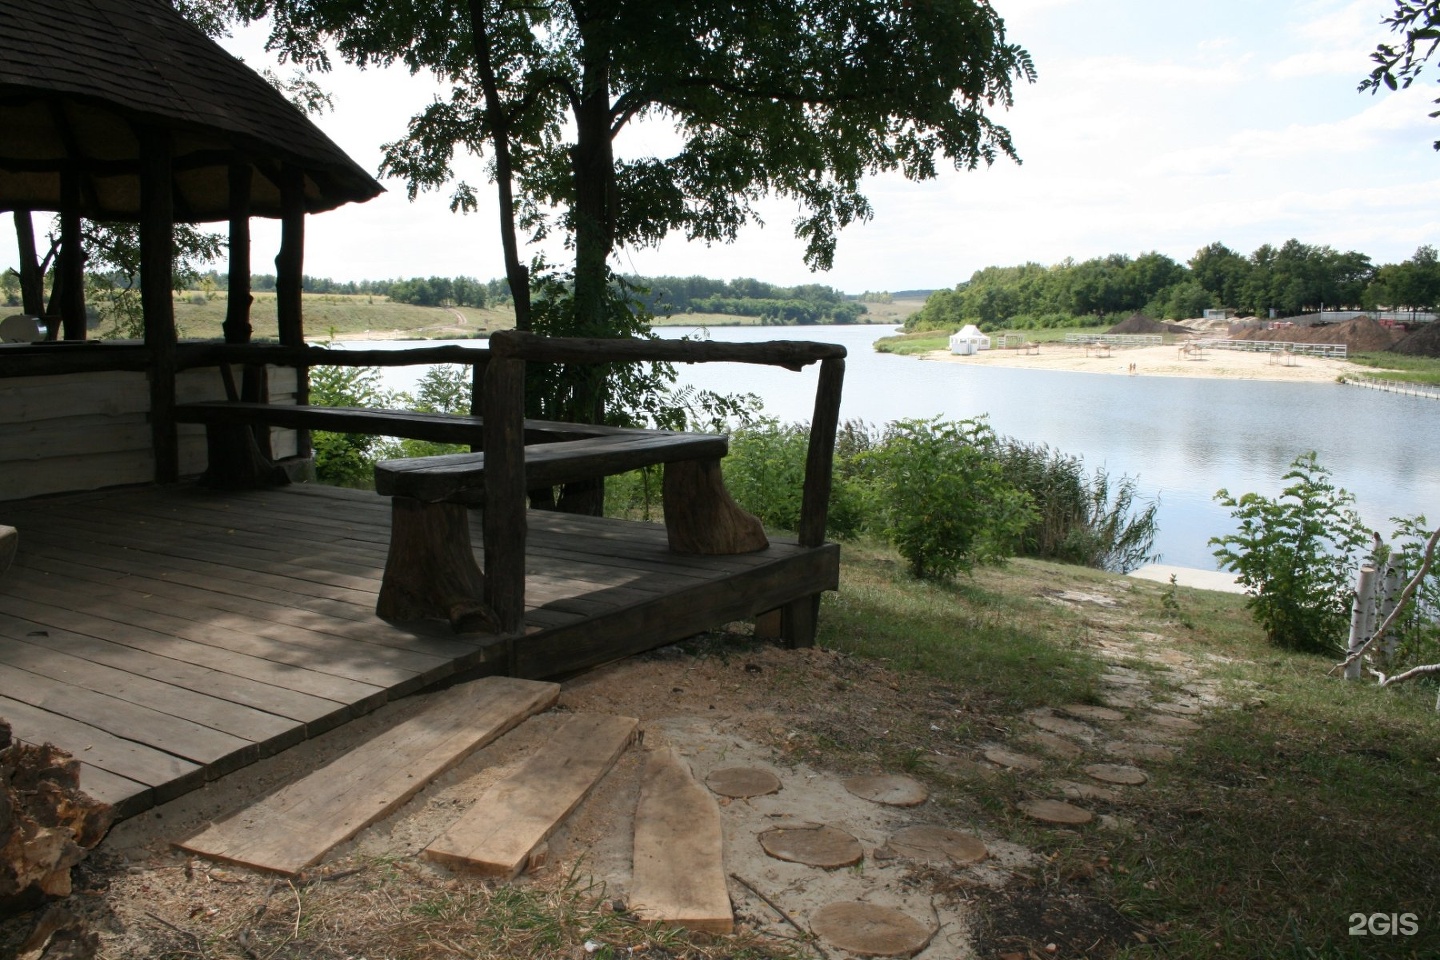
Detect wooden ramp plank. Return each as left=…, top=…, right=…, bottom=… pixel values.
left=631, top=746, right=733, bottom=934
left=177, top=676, right=560, bottom=876
left=424, top=713, right=638, bottom=878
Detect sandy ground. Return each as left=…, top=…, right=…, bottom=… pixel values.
left=1129, top=563, right=1244, bottom=594
left=921, top=342, right=1360, bottom=383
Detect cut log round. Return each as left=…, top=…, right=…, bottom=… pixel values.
left=1019, top=799, right=1094, bottom=826
left=758, top=824, right=863, bottom=868
left=705, top=767, right=781, bottom=799
left=878, top=826, right=987, bottom=865
left=1058, top=704, right=1125, bottom=723
left=983, top=747, right=1044, bottom=772
left=1084, top=763, right=1148, bottom=786
left=810, top=901, right=934, bottom=958
left=842, top=774, right=928, bottom=807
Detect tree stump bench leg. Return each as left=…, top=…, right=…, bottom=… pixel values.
left=377, top=497, right=498, bottom=633
left=662, top=458, right=768, bottom=555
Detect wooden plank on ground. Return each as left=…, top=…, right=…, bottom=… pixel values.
left=631, top=746, right=732, bottom=934
left=177, top=676, right=559, bottom=876
left=424, top=713, right=638, bottom=878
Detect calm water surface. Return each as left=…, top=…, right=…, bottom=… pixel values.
left=349, top=324, right=1440, bottom=570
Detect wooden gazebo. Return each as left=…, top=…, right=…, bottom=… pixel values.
left=1, top=0, right=381, bottom=493
left=0, top=0, right=845, bottom=820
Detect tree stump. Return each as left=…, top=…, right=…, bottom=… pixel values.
left=662, top=458, right=768, bottom=555
left=376, top=497, right=497, bottom=633
left=1, top=719, right=115, bottom=909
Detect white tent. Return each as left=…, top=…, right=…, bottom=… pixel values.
left=949, top=325, right=991, bottom=355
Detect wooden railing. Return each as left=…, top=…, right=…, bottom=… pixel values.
left=480, top=330, right=846, bottom=634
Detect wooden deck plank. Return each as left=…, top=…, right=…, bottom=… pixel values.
left=6, top=577, right=430, bottom=692
left=0, top=662, right=260, bottom=774
left=0, top=593, right=386, bottom=711
left=631, top=746, right=732, bottom=934
left=424, top=714, right=638, bottom=878
left=0, top=694, right=204, bottom=801
left=75, top=763, right=154, bottom=820
left=0, top=613, right=348, bottom=729
left=178, top=677, right=560, bottom=876
left=0, top=635, right=299, bottom=748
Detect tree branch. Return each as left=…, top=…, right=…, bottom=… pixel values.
left=1332, top=525, right=1440, bottom=675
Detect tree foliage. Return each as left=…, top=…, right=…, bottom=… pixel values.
left=1361, top=1, right=1440, bottom=150
left=239, top=0, right=1034, bottom=336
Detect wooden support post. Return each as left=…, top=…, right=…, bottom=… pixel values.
left=276, top=164, right=309, bottom=457
left=139, top=127, right=178, bottom=483
left=469, top=355, right=489, bottom=452
left=483, top=356, right=527, bottom=634
left=58, top=168, right=86, bottom=341
left=0, top=525, right=16, bottom=576
left=799, top=357, right=844, bottom=548
left=661, top=458, right=767, bottom=555
left=376, top=497, right=495, bottom=632
left=223, top=160, right=253, bottom=345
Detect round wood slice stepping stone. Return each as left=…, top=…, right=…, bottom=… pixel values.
left=1027, top=712, right=1095, bottom=738
left=1146, top=714, right=1201, bottom=732
left=1084, top=763, right=1148, bottom=786
left=759, top=825, right=863, bottom=868
left=1019, top=799, right=1094, bottom=826
left=706, top=767, right=781, bottom=798
left=1104, top=741, right=1175, bottom=763
left=843, top=774, right=928, bottom=807
left=879, top=826, right=988, bottom=865
left=1018, top=732, right=1085, bottom=760
left=1101, top=672, right=1147, bottom=687
left=1058, top=703, right=1125, bottom=723
left=983, top=747, right=1044, bottom=772
left=810, top=902, right=934, bottom=958
left=1152, top=701, right=1203, bottom=716
left=1054, top=779, right=1120, bottom=803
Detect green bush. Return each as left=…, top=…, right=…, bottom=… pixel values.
left=1211, top=453, right=1371, bottom=654
left=1378, top=514, right=1440, bottom=675
left=994, top=440, right=1159, bottom=573
left=863, top=418, right=1034, bottom=581
left=721, top=419, right=869, bottom=540
left=308, top=364, right=400, bottom=487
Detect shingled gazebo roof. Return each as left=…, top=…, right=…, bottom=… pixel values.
left=0, top=0, right=383, bottom=221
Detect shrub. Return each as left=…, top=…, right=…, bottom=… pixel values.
left=309, top=364, right=400, bottom=487
left=863, top=418, right=1034, bottom=581
left=993, top=439, right=1159, bottom=573
left=722, top=419, right=868, bottom=540
left=1211, top=453, right=1371, bottom=654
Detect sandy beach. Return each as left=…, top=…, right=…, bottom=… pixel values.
left=920, top=341, right=1361, bottom=383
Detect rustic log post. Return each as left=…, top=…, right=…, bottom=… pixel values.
left=469, top=354, right=490, bottom=452
left=139, top=127, right=178, bottom=483
left=662, top=458, right=767, bottom=554
left=224, top=159, right=253, bottom=345
left=376, top=496, right=495, bottom=632
left=276, top=164, right=309, bottom=458
left=799, top=357, right=844, bottom=548
left=0, top=524, right=16, bottom=576
left=57, top=168, right=86, bottom=341
left=483, top=356, right=527, bottom=634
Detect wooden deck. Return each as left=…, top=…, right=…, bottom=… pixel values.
left=0, top=483, right=838, bottom=820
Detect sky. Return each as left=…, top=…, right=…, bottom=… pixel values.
left=6, top=0, right=1439, bottom=294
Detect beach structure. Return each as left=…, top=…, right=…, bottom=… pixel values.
left=949, top=324, right=991, bottom=355
left=0, top=0, right=844, bottom=823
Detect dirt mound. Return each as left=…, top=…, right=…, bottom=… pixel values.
left=1392, top=321, right=1440, bottom=357
left=1107, top=313, right=1189, bottom=336
left=1229, top=316, right=1402, bottom=353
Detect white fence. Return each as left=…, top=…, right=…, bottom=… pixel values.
left=1344, top=374, right=1440, bottom=401
left=1063, top=334, right=1164, bottom=346
left=1194, top=338, right=1348, bottom=359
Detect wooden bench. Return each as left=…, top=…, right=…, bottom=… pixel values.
left=372, top=428, right=768, bottom=632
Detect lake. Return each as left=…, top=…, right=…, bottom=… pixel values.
left=346, top=324, right=1440, bottom=570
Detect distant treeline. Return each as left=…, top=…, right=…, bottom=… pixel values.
left=623, top=275, right=868, bottom=324
left=188, top=270, right=870, bottom=322
left=907, top=241, right=1440, bottom=332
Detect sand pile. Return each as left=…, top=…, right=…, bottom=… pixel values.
left=1230, top=316, right=1403, bottom=353
left=1392, top=321, right=1440, bottom=357
left=1107, top=313, right=1190, bottom=336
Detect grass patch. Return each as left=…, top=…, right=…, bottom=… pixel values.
left=1348, top=351, right=1440, bottom=386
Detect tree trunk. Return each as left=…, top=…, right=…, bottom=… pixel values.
left=12, top=212, right=45, bottom=317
